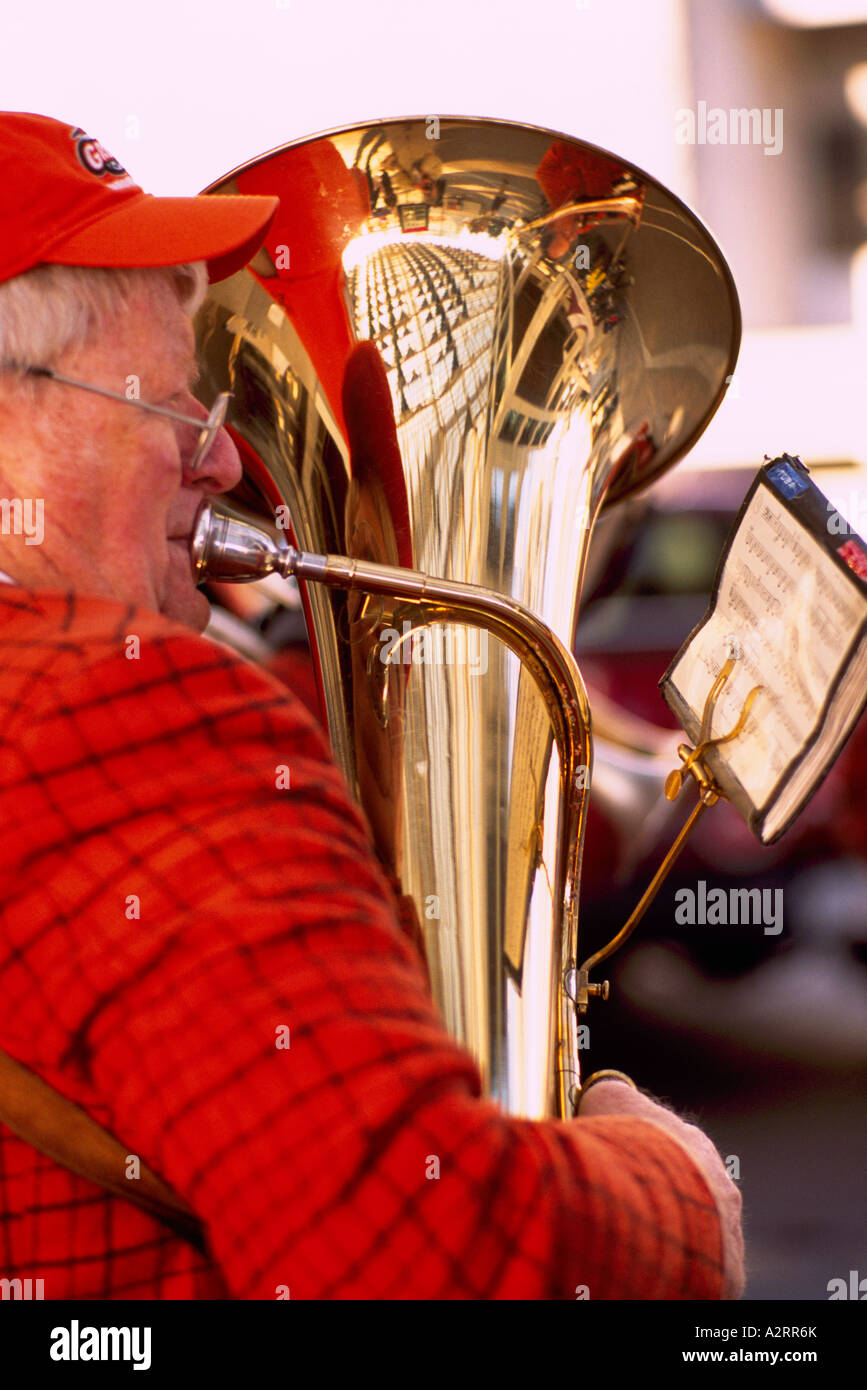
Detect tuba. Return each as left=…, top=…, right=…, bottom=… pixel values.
left=190, top=117, right=740, bottom=1120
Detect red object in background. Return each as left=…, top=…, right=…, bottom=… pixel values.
left=342, top=340, right=413, bottom=570
left=536, top=141, right=627, bottom=216
left=236, top=144, right=369, bottom=438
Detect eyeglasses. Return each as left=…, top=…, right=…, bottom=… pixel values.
left=10, top=365, right=230, bottom=474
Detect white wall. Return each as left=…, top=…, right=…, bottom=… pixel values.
left=3, top=0, right=696, bottom=196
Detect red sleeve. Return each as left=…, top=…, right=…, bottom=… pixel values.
left=0, top=594, right=724, bottom=1299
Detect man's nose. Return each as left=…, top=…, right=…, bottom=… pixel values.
left=180, top=391, right=243, bottom=493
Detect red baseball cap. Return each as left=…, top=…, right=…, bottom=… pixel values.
left=0, top=112, right=279, bottom=285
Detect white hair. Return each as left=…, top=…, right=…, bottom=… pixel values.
left=0, top=261, right=208, bottom=370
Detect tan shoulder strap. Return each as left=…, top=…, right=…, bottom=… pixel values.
left=0, top=1046, right=205, bottom=1252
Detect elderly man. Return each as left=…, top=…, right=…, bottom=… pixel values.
left=0, top=112, right=743, bottom=1300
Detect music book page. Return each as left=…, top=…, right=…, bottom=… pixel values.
left=660, top=456, right=867, bottom=843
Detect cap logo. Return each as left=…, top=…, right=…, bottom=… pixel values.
left=70, top=127, right=127, bottom=178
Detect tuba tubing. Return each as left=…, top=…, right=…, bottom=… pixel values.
left=192, top=499, right=593, bottom=1115
left=192, top=116, right=740, bottom=1119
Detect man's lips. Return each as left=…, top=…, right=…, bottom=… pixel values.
left=167, top=529, right=198, bottom=550
left=167, top=535, right=196, bottom=577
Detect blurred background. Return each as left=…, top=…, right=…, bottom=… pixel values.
left=8, top=0, right=867, bottom=1299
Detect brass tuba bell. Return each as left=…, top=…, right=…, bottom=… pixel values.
left=191, top=117, right=740, bottom=1120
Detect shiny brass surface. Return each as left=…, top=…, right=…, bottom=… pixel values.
left=191, top=501, right=592, bottom=1117
left=192, top=117, right=740, bottom=1118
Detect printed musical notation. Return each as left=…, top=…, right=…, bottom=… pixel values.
left=667, top=483, right=864, bottom=806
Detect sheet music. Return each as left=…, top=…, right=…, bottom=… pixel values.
left=667, top=483, right=865, bottom=809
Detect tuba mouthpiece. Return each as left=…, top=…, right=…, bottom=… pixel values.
left=190, top=500, right=293, bottom=584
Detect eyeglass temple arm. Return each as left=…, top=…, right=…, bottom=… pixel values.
left=26, top=367, right=208, bottom=429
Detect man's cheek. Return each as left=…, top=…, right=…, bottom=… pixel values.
left=135, top=439, right=184, bottom=497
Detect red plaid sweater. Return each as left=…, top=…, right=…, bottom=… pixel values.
left=0, top=587, right=724, bottom=1299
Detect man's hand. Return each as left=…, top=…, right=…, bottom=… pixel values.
left=578, top=1079, right=745, bottom=1300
